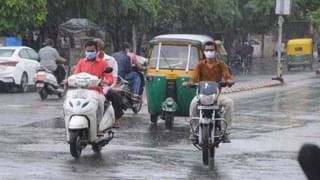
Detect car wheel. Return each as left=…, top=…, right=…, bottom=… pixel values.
left=19, top=73, right=28, bottom=93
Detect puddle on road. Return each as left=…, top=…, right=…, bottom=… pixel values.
left=23, top=117, right=65, bottom=129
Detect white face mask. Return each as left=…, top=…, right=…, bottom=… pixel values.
left=204, top=51, right=216, bottom=59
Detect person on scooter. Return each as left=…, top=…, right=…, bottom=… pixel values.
left=95, top=38, right=123, bottom=128
left=112, top=42, right=141, bottom=99
left=73, top=40, right=113, bottom=133
left=182, top=41, right=234, bottom=143
left=39, top=38, right=66, bottom=84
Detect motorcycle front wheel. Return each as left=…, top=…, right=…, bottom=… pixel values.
left=202, top=125, right=210, bottom=165
left=69, top=131, right=82, bottom=159
left=132, top=101, right=142, bottom=114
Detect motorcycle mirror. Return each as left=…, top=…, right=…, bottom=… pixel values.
left=104, top=67, right=113, bottom=73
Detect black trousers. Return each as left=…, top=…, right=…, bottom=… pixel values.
left=53, top=65, right=66, bottom=84
left=106, top=89, right=124, bottom=120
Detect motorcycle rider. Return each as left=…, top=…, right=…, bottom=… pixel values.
left=38, top=38, right=66, bottom=84
left=182, top=41, right=234, bottom=143
left=112, top=42, right=141, bottom=98
left=95, top=38, right=123, bottom=128
left=73, top=40, right=113, bottom=132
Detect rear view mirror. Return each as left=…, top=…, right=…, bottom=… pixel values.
left=104, top=67, right=113, bottom=73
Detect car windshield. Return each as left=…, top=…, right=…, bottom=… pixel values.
left=149, top=44, right=199, bottom=70
left=0, top=49, right=15, bottom=58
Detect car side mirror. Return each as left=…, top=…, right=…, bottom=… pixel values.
left=104, top=67, right=113, bottom=73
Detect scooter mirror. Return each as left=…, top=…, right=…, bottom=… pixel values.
left=104, top=67, right=113, bottom=73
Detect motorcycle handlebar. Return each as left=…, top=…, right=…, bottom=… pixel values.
left=185, top=81, right=235, bottom=88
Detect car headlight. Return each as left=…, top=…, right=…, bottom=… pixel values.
left=199, top=94, right=216, bottom=105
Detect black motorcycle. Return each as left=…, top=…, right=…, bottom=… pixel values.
left=190, top=81, right=233, bottom=165
left=112, top=72, right=144, bottom=114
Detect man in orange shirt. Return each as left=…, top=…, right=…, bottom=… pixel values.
left=73, top=40, right=113, bottom=129
left=183, top=41, right=234, bottom=143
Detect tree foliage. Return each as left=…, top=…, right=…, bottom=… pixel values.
left=0, top=0, right=47, bottom=36
left=5, top=0, right=320, bottom=51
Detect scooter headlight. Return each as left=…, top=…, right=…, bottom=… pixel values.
left=199, top=94, right=216, bottom=105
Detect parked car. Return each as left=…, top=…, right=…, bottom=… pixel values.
left=0, top=46, right=40, bottom=92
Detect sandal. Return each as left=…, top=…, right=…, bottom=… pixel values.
left=112, top=119, right=120, bottom=128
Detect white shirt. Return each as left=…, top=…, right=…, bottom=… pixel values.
left=103, top=53, right=118, bottom=93
left=104, top=53, right=118, bottom=78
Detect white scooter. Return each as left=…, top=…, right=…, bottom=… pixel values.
left=63, top=70, right=115, bottom=159
left=35, top=67, right=65, bottom=99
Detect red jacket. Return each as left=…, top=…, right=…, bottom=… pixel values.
left=73, top=57, right=113, bottom=94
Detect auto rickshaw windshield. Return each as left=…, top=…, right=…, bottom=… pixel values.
left=149, top=43, right=199, bottom=70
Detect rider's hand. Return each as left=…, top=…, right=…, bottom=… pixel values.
left=62, top=79, right=68, bottom=84
left=226, top=79, right=235, bottom=87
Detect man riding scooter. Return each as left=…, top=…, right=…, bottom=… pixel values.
left=182, top=41, right=234, bottom=143
left=73, top=40, right=113, bottom=134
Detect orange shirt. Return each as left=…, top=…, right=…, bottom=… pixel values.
left=191, top=59, right=232, bottom=83
left=73, top=57, right=113, bottom=94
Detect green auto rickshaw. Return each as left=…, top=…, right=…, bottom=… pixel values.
left=287, top=38, right=314, bottom=71
left=145, top=34, right=214, bottom=129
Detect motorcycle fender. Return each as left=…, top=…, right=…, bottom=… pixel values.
left=69, top=116, right=88, bottom=129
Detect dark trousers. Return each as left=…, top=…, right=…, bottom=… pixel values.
left=53, top=65, right=66, bottom=84
left=106, top=89, right=124, bottom=119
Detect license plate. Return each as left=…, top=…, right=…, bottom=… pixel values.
left=197, top=105, right=219, bottom=110
left=36, top=83, right=44, bottom=88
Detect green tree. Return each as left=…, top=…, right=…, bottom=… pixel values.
left=87, top=0, right=160, bottom=52
left=0, top=0, right=47, bottom=36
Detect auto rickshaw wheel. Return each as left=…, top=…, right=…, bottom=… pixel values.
left=150, top=114, right=158, bottom=124
left=164, top=112, right=174, bottom=130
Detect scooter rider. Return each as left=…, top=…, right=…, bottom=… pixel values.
left=39, top=38, right=66, bottom=84
left=73, top=40, right=113, bottom=132
left=182, top=41, right=234, bottom=143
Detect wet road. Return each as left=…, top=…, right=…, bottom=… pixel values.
left=0, top=72, right=320, bottom=179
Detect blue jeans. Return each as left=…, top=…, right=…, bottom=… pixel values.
left=125, top=71, right=141, bottom=95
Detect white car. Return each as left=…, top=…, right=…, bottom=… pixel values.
left=0, top=46, right=40, bottom=92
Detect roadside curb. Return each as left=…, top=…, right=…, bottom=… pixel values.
left=221, top=80, right=283, bottom=94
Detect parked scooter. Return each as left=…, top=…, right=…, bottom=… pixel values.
left=35, top=67, right=65, bottom=100
left=189, top=81, right=233, bottom=165
left=63, top=70, right=115, bottom=159
left=113, top=75, right=143, bottom=114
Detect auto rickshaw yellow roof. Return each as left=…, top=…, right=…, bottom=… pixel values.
left=151, top=34, right=214, bottom=47
left=287, top=38, right=312, bottom=45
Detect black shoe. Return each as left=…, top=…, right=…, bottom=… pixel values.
left=223, top=134, right=231, bottom=143
left=189, top=134, right=198, bottom=141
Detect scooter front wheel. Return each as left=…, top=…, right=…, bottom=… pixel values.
left=39, top=89, right=48, bottom=100
left=69, top=131, right=82, bottom=158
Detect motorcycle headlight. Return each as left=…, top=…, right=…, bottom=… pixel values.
left=199, top=94, right=216, bottom=105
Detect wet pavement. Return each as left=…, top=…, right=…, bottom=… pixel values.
left=0, top=59, right=320, bottom=179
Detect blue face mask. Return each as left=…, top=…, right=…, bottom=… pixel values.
left=85, top=51, right=97, bottom=60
